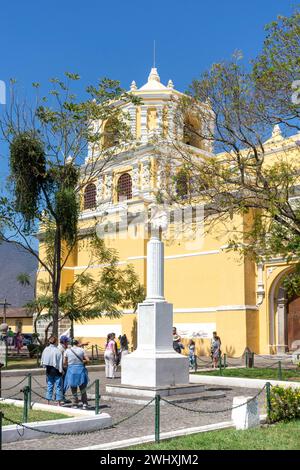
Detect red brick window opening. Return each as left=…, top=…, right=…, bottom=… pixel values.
left=117, top=173, right=132, bottom=202
left=84, top=183, right=97, bottom=210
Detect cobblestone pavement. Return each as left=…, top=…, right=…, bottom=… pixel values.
left=1, top=369, right=267, bottom=450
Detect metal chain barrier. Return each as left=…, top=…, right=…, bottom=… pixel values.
left=0, top=376, right=28, bottom=391
left=1, top=397, right=155, bottom=438
left=160, top=385, right=266, bottom=415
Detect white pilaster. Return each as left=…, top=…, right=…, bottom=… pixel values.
left=140, top=105, right=148, bottom=144
left=128, top=105, right=137, bottom=139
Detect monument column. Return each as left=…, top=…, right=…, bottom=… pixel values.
left=120, top=227, right=189, bottom=388
left=146, top=236, right=164, bottom=302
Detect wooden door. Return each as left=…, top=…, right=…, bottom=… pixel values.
left=287, top=295, right=300, bottom=350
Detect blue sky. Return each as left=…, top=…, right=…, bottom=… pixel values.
left=0, top=0, right=297, bottom=187
left=0, top=0, right=296, bottom=95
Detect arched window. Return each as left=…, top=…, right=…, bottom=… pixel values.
left=103, top=117, right=119, bottom=149
left=117, top=173, right=132, bottom=202
left=84, top=183, right=97, bottom=210
left=183, top=114, right=202, bottom=149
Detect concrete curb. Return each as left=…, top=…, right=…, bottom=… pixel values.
left=189, top=374, right=300, bottom=389
left=77, top=414, right=268, bottom=450
left=2, top=364, right=105, bottom=377
left=2, top=413, right=112, bottom=443
left=0, top=398, right=95, bottom=417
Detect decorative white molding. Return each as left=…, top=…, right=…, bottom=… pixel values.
left=141, top=158, right=151, bottom=190
left=165, top=250, right=220, bottom=260
left=121, top=305, right=258, bottom=314
left=256, top=263, right=265, bottom=306
left=267, top=266, right=279, bottom=279
left=37, top=248, right=224, bottom=274
left=131, top=164, right=139, bottom=197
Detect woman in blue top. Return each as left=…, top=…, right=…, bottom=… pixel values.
left=63, top=339, right=90, bottom=408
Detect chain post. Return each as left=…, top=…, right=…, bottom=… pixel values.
left=266, top=382, right=271, bottom=421
left=252, top=352, right=255, bottom=368
left=92, top=345, right=94, bottom=361
left=27, top=373, right=32, bottom=409
left=95, top=379, right=100, bottom=415
left=22, top=386, right=30, bottom=423
left=245, top=351, right=248, bottom=368
left=278, top=361, right=282, bottom=381
left=194, top=355, right=197, bottom=373
left=223, top=353, right=227, bottom=369
left=96, top=345, right=99, bottom=360
left=218, top=354, right=222, bottom=375
left=155, top=395, right=161, bottom=443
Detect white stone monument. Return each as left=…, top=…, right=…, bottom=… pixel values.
left=121, top=234, right=189, bottom=389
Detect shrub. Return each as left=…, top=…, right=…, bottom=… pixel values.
left=27, top=343, right=44, bottom=358
left=269, top=385, right=300, bottom=423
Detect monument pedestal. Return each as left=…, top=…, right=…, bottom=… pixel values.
left=121, top=301, right=189, bottom=388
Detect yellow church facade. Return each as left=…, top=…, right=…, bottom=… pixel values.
left=38, top=68, right=300, bottom=357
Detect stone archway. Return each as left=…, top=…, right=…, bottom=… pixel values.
left=268, top=267, right=294, bottom=354
left=287, top=295, right=300, bottom=351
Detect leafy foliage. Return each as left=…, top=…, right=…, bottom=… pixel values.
left=269, top=386, right=300, bottom=423
left=10, top=132, right=46, bottom=225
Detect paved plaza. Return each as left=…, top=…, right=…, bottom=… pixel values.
left=1, top=368, right=267, bottom=450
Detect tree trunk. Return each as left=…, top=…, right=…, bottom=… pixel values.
left=52, top=225, right=62, bottom=338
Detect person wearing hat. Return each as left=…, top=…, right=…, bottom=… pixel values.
left=173, top=327, right=184, bottom=354
left=63, top=339, right=90, bottom=408
left=40, top=336, right=63, bottom=406
left=58, top=335, right=71, bottom=404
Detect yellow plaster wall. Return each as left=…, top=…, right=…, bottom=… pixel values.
left=6, top=317, right=33, bottom=333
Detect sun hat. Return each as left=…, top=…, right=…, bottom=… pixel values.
left=60, top=335, right=70, bottom=343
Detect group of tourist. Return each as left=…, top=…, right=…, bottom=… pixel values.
left=41, top=335, right=90, bottom=408
left=104, top=333, right=129, bottom=379
left=173, top=327, right=222, bottom=368
left=41, top=329, right=221, bottom=407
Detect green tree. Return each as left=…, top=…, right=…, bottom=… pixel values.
left=0, top=73, right=141, bottom=337
left=159, top=10, right=300, bottom=295
left=18, top=237, right=145, bottom=345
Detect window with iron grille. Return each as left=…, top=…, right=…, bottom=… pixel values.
left=117, top=173, right=132, bottom=202
left=84, top=183, right=97, bottom=210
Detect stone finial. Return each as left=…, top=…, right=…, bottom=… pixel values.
left=130, top=80, right=137, bottom=91
left=148, top=67, right=160, bottom=83
left=167, top=79, right=174, bottom=89
left=272, top=124, right=282, bottom=138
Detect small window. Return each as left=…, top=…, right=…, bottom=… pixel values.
left=84, top=183, right=97, bottom=210
left=117, top=173, right=132, bottom=202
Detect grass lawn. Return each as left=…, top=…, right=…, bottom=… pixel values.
left=5, top=357, right=40, bottom=370
left=196, top=367, right=300, bottom=381
left=128, top=420, right=300, bottom=450
left=0, top=403, right=70, bottom=426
